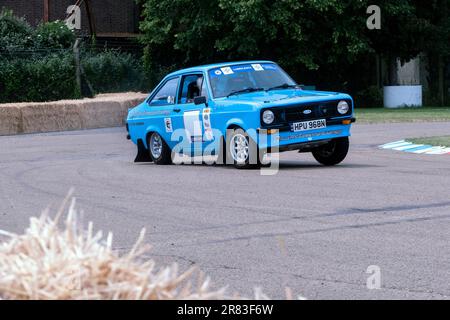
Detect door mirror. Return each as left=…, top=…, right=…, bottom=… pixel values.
left=194, top=96, right=207, bottom=106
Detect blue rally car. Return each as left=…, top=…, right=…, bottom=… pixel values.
left=126, top=61, right=355, bottom=169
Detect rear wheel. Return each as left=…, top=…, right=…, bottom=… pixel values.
left=312, top=137, right=349, bottom=166
left=148, top=132, right=172, bottom=165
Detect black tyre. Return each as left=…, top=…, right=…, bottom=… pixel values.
left=215, top=135, right=227, bottom=166
left=225, top=128, right=261, bottom=169
left=312, top=137, right=349, bottom=166
left=148, top=132, right=172, bottom=165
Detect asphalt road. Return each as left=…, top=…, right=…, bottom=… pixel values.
left=1, top=122, right=449, bottom=299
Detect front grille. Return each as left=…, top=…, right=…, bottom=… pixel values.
left=284, top=100, right=349, bottom=123
left=285, top=105, right=321, bottom=122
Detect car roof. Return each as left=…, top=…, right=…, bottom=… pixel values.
left=165, top=60, right=276, bottom=78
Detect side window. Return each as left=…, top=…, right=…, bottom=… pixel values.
left=179, top=74, right=204, bottom=104
left=149, top=78, right=179, bottom=106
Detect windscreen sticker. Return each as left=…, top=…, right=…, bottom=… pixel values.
left=220, top=67, right=234, bottom=75
left=251, top=63, right=264, bottom=71
left=209, top=63, right=278, bottom=78
left=164, top=117, right=173, bottom=133
left=232, top=65, right=253, bottom=72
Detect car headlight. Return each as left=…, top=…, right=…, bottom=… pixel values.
left=337, top=101, right=349, bottom=115
left=262, top=110, right=275, bottom=124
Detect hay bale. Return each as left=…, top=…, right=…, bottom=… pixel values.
left=0, top=93, right=147, bottom=135
left=0, top=106, right=22, bottom=135
left=0, top=196, right=225, bottom=300
left=78, top=100, right=125, bottom=129
left=0, top=193, right=304, bottom=300
left=78, top=94, right=146, bottom=129
left=20, top=103, right=82, bottom=134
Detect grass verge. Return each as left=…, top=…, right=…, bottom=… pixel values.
left=355, top=107, right=450, bottom=124
left=407, top=136, right=450, bottom=147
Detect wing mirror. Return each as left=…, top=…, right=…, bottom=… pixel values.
left=194, top=96, right=208, bottom=106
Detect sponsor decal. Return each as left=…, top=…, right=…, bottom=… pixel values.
left=164, top=118, right=173, bottom=133
left=251, top=63, right=264, bottom=71
left=202, top=108, right=213, bottom=141
left=278, top=130, right=342, bottom=141
left=183, top=110, right=202, bottom=143
left=220, top=67, right=234, bottom=75
left=233, top=65, right=253, bottom=72
left=210, top=63, right=278, bottom=78
left=128, top=122, right=144, bottom=126
left=132, top=110, right=170, bottom=117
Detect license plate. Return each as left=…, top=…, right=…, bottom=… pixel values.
left=291, top=119, right=326, bottom=132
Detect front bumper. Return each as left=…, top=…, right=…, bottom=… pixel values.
left=257, top=118, right=354, bottom=150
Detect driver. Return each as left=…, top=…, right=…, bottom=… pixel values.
left=187, top=76, right=203, bottom=102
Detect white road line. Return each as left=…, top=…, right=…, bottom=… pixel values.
left=381, top=142, right=411, bottom=149
left=392, top=144, right=423, bottom=151
left=411, top=147, right=435, bottom=154
left=425, top=147, right=450, bottom=155
left=380, top=140, right=405, bottom=148
left=379, top=140, right=450, bottom=155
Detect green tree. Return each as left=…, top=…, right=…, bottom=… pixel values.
left=366, top=1, right=434, bottom=85
left=137, top=1, right=447, bottom=93
left=412, top=0, right=450, bottom=105
left=34, top=20, right=75, bottom=49
left=0, top=9, right=75, bottom=51
left=0, top=9, right=34, bottom=50
left=138, top=0, right=372, bottom=75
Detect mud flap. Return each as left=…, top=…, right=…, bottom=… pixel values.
left=134, top=139, right=152, bottom=163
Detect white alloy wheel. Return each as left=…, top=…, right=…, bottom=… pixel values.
left=150, top=133, right=163, bottom=159
left=230, top=133, right=249, bottom=163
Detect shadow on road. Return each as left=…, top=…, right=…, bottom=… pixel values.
left=277, top=161, right=380, bottom=170
left=135, top=161, right=381, bottom=171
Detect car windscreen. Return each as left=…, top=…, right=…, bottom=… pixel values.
left=208, top=63, right=296, bottom=98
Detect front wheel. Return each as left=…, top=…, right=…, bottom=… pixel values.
left=148, top=132, right=172, bottom=165
left=312, top=137, right=349, bottom=166
left=226, top=129, right=261, bottom=169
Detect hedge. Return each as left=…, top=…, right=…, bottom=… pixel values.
left=82, top=50, right=146, bottom=94
left=0, top=53, right=80, bottom=103
left=0, top=9, right=147, bottom=103
left=0, top=51, right=147, bottom=103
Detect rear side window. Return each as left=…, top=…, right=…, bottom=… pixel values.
left=149, top=78, right=179, bottom=106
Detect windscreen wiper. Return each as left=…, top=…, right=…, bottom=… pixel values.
left=227, top=87, right=265, bottom=97
left=266, top=83, right=300, bottom=91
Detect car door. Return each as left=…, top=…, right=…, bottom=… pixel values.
left=176, top=73, right=212, bottom=156
left=146, top=76, right=181, bottom=149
